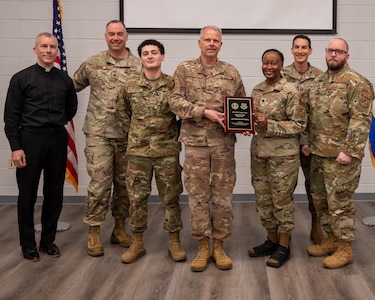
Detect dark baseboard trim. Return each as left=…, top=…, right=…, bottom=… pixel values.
left=0, top=193, right=374, bottom=204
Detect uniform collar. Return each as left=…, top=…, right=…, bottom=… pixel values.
left=105, top=48, right=134, bottom=66
left=195, top=57, right=225, bottom=75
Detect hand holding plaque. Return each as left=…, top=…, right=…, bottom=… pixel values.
left=223, top=96, right=255, bottom=133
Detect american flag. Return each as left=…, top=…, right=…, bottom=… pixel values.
left=53, top=0, right=79, bottom=191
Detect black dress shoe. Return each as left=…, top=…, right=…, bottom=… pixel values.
left=39, top=243, right=61, bottom=257
left=22, top=247, right=40, bottom=261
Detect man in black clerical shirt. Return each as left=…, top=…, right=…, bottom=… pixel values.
left=4, top=32, right=78, bottom=261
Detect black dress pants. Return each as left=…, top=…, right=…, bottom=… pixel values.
left=16, top=127, right=68, bottom=248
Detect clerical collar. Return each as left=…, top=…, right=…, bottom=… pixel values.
left=36, top=63, right=53, bottom=72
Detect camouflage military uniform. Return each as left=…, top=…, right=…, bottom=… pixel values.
left=251, top=78, right=306, bottom=233
left=307, top=64, right=374, bottom=241
left=168, top=58, right=246, bottom=241
left=73, top=49, right=141, bottom=225
left=282, top=63, right=323, bottom=221
left=120, top=73, right=183, bottom=232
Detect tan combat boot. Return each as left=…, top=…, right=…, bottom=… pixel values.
left=121, top=232, right=146, bottom=264
left=88, top=225, right=104, bottom=257
left=191, top=238, right=210, bottom=272
left=307, top=233, right=337, bottom=257
left=212, top=239, right=232, bottom=270
left=323, top=241, right=353, bottom=269
left=310, top=216, right=325, bottom=244
left=111, top=218, right=132, bottom=247
left=168, top=232, right=186, bottom=262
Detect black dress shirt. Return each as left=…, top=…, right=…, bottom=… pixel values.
left=4, top=63, right=78, bottom=151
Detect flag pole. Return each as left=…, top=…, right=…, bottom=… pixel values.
left=35, top=0, right=75, bottom=232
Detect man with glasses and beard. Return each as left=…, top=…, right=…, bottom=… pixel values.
left=306, top=38, right=374, bottom=269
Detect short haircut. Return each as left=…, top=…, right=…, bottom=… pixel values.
left=292, top=34, right=311, bottom=49
left=137, top=39, right=165, bottom=56
left=331, top=37, right=349, bottom=52
left=35, top=32, right=57, bottom=46
left=262, top=49, right=284, bottom=63
left=106, top=20, right=126, bottom=30
left=200, top=25, right=222, bottom=39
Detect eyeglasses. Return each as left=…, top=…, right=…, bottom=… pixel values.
left=325, top=48, right=348, bottom=55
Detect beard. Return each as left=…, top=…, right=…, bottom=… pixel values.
left=326, top=59, right=346, bottom=71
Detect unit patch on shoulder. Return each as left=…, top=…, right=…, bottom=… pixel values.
left=361, top=90, right=371, bottom=101
left=360, top=98, right=369, bottom=108
left=168, top=79, right=175, bottom=91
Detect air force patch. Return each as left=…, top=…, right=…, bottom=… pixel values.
left=168, top=79, right=175, bottom=91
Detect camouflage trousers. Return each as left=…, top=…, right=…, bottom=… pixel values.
left=126, top=155, right=183, bottom=232
left=299, top=147, right=318, bottom=219
left=83, top=135, right=129, bottom=226
left=251, top=153, right=298, bottom=233
left=184, top=145, right=236, bottom=241
left=310, top=154, right=360, bottom=242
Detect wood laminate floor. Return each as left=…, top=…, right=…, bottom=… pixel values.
left=0, top=201, right=374, bottom=300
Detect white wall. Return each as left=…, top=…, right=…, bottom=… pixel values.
left=0, top=0, right=374, bottom=198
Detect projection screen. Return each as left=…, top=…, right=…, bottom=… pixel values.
left=120, top=0, right=336, bottom=34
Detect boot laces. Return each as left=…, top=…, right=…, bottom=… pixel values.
left=170, top=240, right=183, bottom=252
left=196, top=247, right=209, bottom=260
left=128, top=241, right=142, bottom=254
left=93, top=233, right=101, bottom=244
left=215, top=247, right=227, bottom=258
left=333, top=245, right=350, bottom=260
left=89, top=227, right=101, bottom=245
